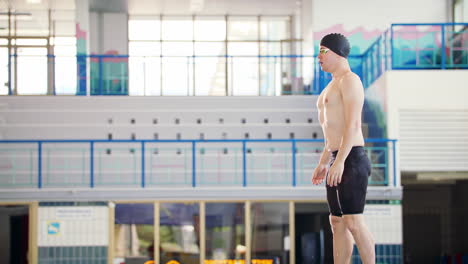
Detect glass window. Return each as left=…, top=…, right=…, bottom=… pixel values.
left=126, top=15, right=295, bottom=97
left=16, top=47, right=47, bottom=95
left=130, top=41, right=161, bottom=57
left=251, top=202, right=289, bottom=264
left=15, top=38, right=48, bottom=46
left=53, top=21, right=76, bottom=36
left=162, top=57, right=193, bottom=96
left=130, top=56, right=161, bottom=96
left=114, top=203, right=155, bottom=264
left=260, top=43, right=282, bottom=96
left=51, top=37, right=76, bottom=46
left=129, top=19, right=161, bottom=41
left=54, top=37, right=77, bottom=95
left=160, top=203, right=200, bottom=264
left=260, top=16, right=289, bottom=41
left=228, top=42, right=259, bottom=95
left=162, top=42, right=193, bottom=57
left=0, top=20, right=7, bottom=37
left=206, top=203, right=245, bottom=262
left=55, top=55, right=77, bottom=95
left=228, top=16, right=258, bottom=41
left=0, top=47, right=8, bottom=95
left=15, top=10, right=49, bottom=36
left=194, top=42, right=226, bottom=96
left=194, top=57, right=226, bottom=96
left=162, top=17, right=193, bottom=41
left=194, top=17, right=226, bottom=41
left=229, top=57, right=259, bottom=96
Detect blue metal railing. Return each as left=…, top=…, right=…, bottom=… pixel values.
left=0, top=138, right=397, bottom=189
left=315, top=23, right=468, bottom=92
left=4, top=23, right=464, bottom=96
left=391, top=23, right=468, bottom=69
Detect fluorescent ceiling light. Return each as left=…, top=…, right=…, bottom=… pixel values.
left=26, top=0, right=42, bottom=3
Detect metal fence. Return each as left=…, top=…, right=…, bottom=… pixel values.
left=0, top=138, right=397, bottom=189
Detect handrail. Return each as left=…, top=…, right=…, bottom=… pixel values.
left=5, top=23, right=465, bottom=96
left=0, top=138, right=398, bottom=188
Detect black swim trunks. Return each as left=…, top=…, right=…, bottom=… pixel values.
left=326, top=146, right=371, bottom=217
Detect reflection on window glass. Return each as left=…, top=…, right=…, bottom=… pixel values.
left=206, top=203, right=245, bottom=262
left=114, top=203, right=155, bottom=264
left=0, top=48, right=8, bottom=95
left=17, top=47, right=47, bottom=95
left=251, top=202, right=289, bottom=264
left=162, top=18, right=193, bottom=40
left=160, top=203, right=200, bottom=264
left=195, top=17, right=226, bottom=41
left=228, top=16, right=258, bottom=41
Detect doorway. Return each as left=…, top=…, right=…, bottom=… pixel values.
left=295, top=202, right=333, bottom=264
left=0, top=204, right=30, bottom=264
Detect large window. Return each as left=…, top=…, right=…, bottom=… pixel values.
left=160, top=203, right=200, bottom=264
left=129, top=15, right=297, bottom=96
left=206, top=203, right=246, bottom=261
left=1, top=9, right=76, bottom=95
left=251, top=202, right=290, bottom=264
left=114, top=203, right=155, bottom=264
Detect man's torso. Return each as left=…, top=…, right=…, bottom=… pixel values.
left=317, top=75, right=364, bottom=152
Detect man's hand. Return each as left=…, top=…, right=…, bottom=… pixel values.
left=312, top=163, right=328, bottom=185
left=327, top=161, right=344, bottom=187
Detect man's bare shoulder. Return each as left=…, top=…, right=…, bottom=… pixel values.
left=339, top=72, right=363, bottom=91
left=342, top=72, right=361, bottom=83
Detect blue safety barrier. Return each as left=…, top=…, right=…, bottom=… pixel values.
left=0, top=138, right=397, bottom=189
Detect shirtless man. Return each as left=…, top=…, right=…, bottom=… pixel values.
left=311, top=33, right=375, bottom=264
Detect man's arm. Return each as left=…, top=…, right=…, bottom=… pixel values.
left=334, top=73, right=364, bottom=164
left=317, top=144, right=331, bottom=165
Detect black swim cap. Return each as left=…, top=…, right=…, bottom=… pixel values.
left=320, top=33, right=350, bottom=58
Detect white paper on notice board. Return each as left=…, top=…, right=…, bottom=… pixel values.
left=38, top=206, right=109, bottom=247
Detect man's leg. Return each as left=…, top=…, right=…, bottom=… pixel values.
left=343, top=214, right=375, bottom=264
left=329, top=215, right=353, bottom=264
